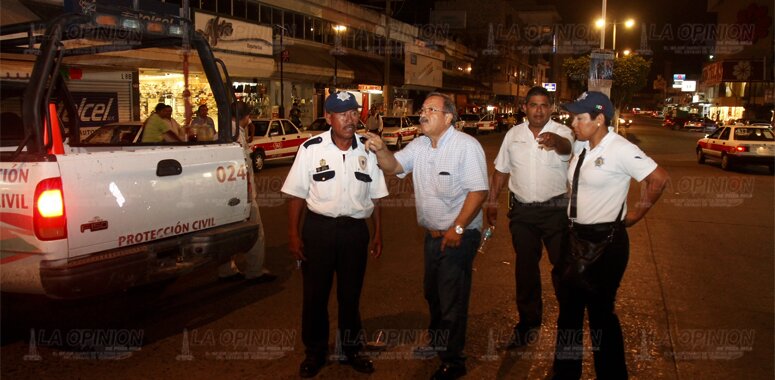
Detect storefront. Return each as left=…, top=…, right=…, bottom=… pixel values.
left=138, top=69, right=214, bottom=125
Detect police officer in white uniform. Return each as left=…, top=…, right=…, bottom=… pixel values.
left=282, top=91, right=388, bottom=378
left=486, top=86, right=574, bottom=348
left=551, top=91, right=668, bottom=379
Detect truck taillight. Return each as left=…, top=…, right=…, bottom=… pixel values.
left=34, top=177, right=67, bottom=240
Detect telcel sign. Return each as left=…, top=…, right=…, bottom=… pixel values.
left=542, top=83, right=556, bottom=92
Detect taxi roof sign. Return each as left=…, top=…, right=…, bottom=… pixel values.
left=542, top=83, right=556, bottom=92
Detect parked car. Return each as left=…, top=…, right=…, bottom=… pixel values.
left=456, top=114, right=480, bottom=134
left=476, top=114, right=497, bottom=133
left=248, top=118, right=311, bottom=171
left=406, top=115, right=423, bottom=136
left=305, top=117, right=366, bottom=136
left=696, top=124, right=775, bottom=173
left=683, top=116, right=719, bottom=132
left=82, top=121, right=143, bottom=144
left=381, top=116, right=419, bottom=149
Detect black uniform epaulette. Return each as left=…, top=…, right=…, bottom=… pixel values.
left=303, top=136, right=323, bottom=148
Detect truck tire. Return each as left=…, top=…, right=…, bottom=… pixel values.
left=395, top=136, right=403, bottom=150
left=251, top=150, right=266, bottom=172
left=696, top=148, right=706, bottom=164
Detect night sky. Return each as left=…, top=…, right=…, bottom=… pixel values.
left=349, top=0, right=719, bottom=79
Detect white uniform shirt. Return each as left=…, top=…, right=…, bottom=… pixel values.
left=568, top=132, right=658, bottom=224
left=394, top=127, right=489, bottom=231
left=281, top=130, right=389, bottom=219
left=493, top=120, right=574, bottom=202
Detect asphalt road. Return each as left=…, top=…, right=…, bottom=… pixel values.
left=2, top=116, right=773, bottom=379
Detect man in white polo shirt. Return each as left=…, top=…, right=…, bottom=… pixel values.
left=485, top=86, right=574, bottom=348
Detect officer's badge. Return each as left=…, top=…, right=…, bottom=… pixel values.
left=358, top=156, right=367, bottom=170
left=316, top=158, right=330, bottom=173
left=594, top=157, right=605, bottom=167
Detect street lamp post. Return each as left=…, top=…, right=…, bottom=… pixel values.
left=274, top=24, right=288, bottom=118
left=596, top=17, right=635, bottom=56
left=330, top=25, right=347, bottom=94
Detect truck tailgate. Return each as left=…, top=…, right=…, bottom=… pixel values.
left=57, top=144, right=251, bottom=258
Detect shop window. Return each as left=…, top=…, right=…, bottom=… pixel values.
left=201, top=0, right=216, bottom=12
left=293, top=13, right=304, bottom=40
left=355, top=29, right=369, bottom=51
left=259, top=4, right=271, bottom=25
left=311, top=18, right=322, bottom=43
left=217, top=0, right=231, bottom=16
left=246, top=1, right=258, bottom=21
left=272, top=8, right=283, bottom=27
left=233, top=0, right=246, bottom=18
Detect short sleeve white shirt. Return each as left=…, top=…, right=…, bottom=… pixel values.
left=394, top=127, right=489, bottom=231
left=281, top=130, right=389, bottom=218
left=493, top=120, right=574, bottom=202
left=568, top=132, right=658, bottom=224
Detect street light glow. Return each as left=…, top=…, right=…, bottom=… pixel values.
left=595, top=18, right=606, bottom=28
left=623, top=49, right=631, bottom=56
left=332, top=25, right=347, bottom=32
left=624, top=19, right=635, bottom=28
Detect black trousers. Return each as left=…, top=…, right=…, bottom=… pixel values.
left=553, top=223, right=630, bottom=380
left=301, top=210, right=370, bottom=359
left=508, top=193, right=569, bottom=329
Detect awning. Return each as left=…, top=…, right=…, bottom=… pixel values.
left=442, top=73, right=488, bottom=93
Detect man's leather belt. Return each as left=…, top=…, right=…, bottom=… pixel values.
left=427, top=230, right=447, bottom=238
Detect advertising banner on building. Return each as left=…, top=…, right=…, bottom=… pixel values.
left=404, top=43, right=444, bottom=89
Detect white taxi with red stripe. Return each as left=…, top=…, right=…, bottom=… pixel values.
left=696, top=124, right=775, bottom=173
left=381, top=116, right=419, bottom=150
left=247, top=118, right=311, bottom=171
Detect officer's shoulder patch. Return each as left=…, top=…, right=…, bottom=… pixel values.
left=303, top=136, right=323, bottom=148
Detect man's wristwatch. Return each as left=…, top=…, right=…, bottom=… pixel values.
left=454, top=225, right=464, bottom=235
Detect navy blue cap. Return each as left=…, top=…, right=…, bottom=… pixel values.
left=325, top=91, right=360, bottom=113
left=562, top=91, right=614, bottom=120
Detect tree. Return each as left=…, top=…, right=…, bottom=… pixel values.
left=611, top=55, right=652, bottom=110
left=561, top=54, right=652, bottom=110
left=562, top=55, right=590, bottom=95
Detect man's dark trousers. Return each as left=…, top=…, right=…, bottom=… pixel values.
left=508, top=193, right=568, bottom=333
left=301, top=210, right=370, bottom=359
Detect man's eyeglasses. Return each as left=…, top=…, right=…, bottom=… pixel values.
left=418, top=107, right=447, bottom=115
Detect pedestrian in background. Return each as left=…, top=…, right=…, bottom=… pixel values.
left=485, top=86, right=574, bottom=348
left=217, top=101, right=275, bottom=284
left=189, top=104, right=216, bottom=141
left=141, top=103, right=182, bottom=143
left=366, top=107, right=382, bottom=135
left=551, top=91, right=668, bottom=379
left=364, top=92, right=488, bottom=380
left=282, top=91, right=388, bottom=378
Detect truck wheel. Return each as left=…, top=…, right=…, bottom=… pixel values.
left=251, top=150, right=266, bottom=172
left=395, top=137, right=403, bottom=150
left=720, top=153, right=732, bottom=171
left=696, top=148, right=706, bottom=164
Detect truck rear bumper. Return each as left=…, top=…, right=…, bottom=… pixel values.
left=38, top=219, right=259, bottom=299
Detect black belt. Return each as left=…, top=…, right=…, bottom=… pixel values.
left=509, top=192, right=568, bottom=209
left=306, top=208, right=362, bottom=223
left=571, top=221, right=622, bottom=234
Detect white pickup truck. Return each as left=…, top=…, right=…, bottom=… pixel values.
left=0, top=3, right=258, bottom=298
